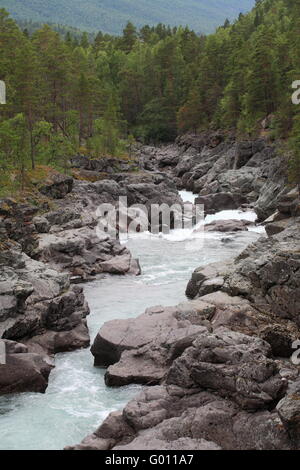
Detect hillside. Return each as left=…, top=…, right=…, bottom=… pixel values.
left=0, top=0, right=255, bottom=34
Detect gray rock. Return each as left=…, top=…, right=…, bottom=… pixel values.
left=0, top=248, right=90, bottom=353
left=0, top=340, right=54, bottom=395
left=37, top=227, right=139, bottom=281
left=91, top=304, right=207, bottom=386
left=39, top=173, right=73, bottom=199
left=100, top=254, right=132, bottom=275
left=186, top=260, right=233, bottom=299
left=204, top=219, right=253, bottom=233
left=75, top=384, right=291, bottom=450
left=33, top=216, right=50, bottom=234
left=277, top=380, right=300, bottom=446
left=195, top=192, right=248, bottom=215
left=217, top=168, right=262, bottom=195
left=166, top=327, right=287, bottom=410
left=225, top=219, right=300, bottom=321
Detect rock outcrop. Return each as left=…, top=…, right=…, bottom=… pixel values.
left=71, top=384, right=292, bottom=450
left=0, top=246, right=90, bottom=394
left=0, top=244, right=90, bottom=346
left=91, top=304, right=207, bottom=386
left=37, top=227, right=140, bottom=282
left=39, top=173, right=73, bottom=199
left=0, top=200, right=90, bottom=395
left=139, top=132, right=288, bottom=220
left=32, top=169, right=182, bottom=280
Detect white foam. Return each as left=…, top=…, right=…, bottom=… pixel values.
left=205, top=209, right=257, bottom=224
left=179, top=190, right=196, bottom=204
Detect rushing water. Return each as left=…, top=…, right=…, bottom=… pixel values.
left=0, top=192, right=265, bottom=450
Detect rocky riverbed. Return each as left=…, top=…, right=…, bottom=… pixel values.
left=70, top=133, right=300, bottom=451
left=0, top=132, right=299, bottom=450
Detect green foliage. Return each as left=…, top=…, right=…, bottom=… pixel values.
left=1, top=0, right=300, bottom=194
left=87, top=95, right=126, bottom=156
left=0, top=113, right=30, bottom=190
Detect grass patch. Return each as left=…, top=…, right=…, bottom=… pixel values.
left=0, top=165, right=60, bottom=211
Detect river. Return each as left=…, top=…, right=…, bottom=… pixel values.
left=0, top=191, right=265, bottom=450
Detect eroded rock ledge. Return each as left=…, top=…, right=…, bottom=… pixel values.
left=0, top=243, right=90, bottom=395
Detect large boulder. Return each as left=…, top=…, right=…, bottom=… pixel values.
left=0, top=340, right=54, bottom=395
left=204, top=219, right=253, bottom=233
left=91, top=304, right=208, bottom=386
left=186, top=260, right=233, bottom=299
left=37, top=227, right=140, bottom=281
left=195, top=192, right=248, bottom=215
left=100, top=254, right=141, bottom=276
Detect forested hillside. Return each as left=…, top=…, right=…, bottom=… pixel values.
left=0, top=0, right=254, bottom=35
left=16, top=18, right=96, bottom=41
left=0, top=0, right=299, bottom=196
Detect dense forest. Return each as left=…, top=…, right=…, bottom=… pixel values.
left=0, top=0, right=254, bottom=35
left=0, top=0, right=299, bottom=195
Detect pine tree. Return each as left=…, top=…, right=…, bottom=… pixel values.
left=122, top=22, right=138, bottom=53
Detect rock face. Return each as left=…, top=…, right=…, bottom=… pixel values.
left=0, top=200, right=90, bottom=395
left=32, top=178, right=141, bottom=281
left=139, top=132, right=288, bottom=221
left=187, top=215, right=300, bottom=324
left=0, top=245, right=90, bottom=349
left=166, top=327, right=286, bottom=410
left=70, top=154, right=138, bottom=175
left=225, top=218, right=300, bottom=320
left=74, top=314, right=298, bottom=450
left=0, top=199, right=39, bottom=257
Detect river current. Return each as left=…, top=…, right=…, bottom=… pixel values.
left=0, top=191, right=265, bottom=450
